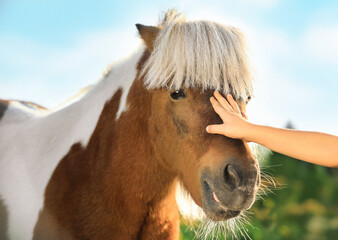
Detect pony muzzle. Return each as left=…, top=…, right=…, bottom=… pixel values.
left=200, top=159, right=260, bottom=221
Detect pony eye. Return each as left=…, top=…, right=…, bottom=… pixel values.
left=246, top=95, right=252, bottom=104
left=170, top=89, right=186, bottom=100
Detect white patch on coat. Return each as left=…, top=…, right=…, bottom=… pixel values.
left=176, top=182, right=206, bottom=221
left=0, top=49, right=143, bottom=240
left=0, top=101, right=48, bottom=125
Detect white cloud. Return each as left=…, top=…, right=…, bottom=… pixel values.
left=0, top=8, right=337, bottom=135
left=303, top=25, right=338, bottom=66
left=0, top=29, right=142, bottom=108
left=243, top=24, right=338, bottom=134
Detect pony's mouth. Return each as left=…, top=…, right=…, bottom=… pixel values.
left=201, top=180, right=241, bottom=221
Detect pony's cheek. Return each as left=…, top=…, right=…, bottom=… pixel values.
left=179, top=174, right=203, bottom=207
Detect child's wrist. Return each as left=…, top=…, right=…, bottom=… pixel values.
left=241, top=122, right=257, bottom=142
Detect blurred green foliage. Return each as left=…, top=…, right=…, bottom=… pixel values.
left=180, top=152, right=338, bottom=240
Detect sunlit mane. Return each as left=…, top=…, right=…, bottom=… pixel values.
left=142, top=9, right=253, bottom=100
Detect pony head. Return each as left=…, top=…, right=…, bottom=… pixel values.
left=136, top=9, right=259, bottom=222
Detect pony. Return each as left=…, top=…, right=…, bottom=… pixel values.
left=0, top=9, right=260, bottom=240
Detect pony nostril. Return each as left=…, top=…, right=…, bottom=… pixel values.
left=223, top=164, right=241, bottom=191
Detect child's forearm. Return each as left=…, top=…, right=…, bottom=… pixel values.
left=244, top=124, right=338, bottom=167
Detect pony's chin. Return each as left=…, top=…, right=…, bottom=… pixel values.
left=201, top=181, right=241, bottom=221
left=203, top=207, right=241, bottom=222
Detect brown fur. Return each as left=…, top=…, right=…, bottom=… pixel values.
left=34, top=65, right=180, bottom=239
left=136, top=24, right=160, bottom=51
left=33, top=23, right=258, bottom=240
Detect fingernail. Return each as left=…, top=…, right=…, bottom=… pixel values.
left=206, top=126, right=209, bottom=132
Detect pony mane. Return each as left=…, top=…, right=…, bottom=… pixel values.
left=142, top=9, right=253, bottom=100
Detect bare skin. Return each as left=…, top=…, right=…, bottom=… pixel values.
left=206, top=91, right=338, bottom=168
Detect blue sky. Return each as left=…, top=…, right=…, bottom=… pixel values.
left=0, top=0, right=337, bottom=134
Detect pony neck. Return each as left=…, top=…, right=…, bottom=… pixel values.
left=38, top=49, right=180, bottom=239
left=51, top=49, right=144, bottom=147
left=96, top=63, right=180, bottom=238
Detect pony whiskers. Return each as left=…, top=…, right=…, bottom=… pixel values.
left=178, top=182, right=255, bottom=240
left=193, top=212, right=253, bottom=240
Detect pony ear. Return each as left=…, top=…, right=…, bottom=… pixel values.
left=136, top=24, right=159, bottom=51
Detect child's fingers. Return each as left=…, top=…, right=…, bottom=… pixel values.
left=241, top=112, right=248, bottom=120
left=226, top=94, right=241, bottom=113
left=210, top=97, right=227, bottom=120
left=213, top=91, right=232, bottom=112
left=206, top=124, right=224, bottom=134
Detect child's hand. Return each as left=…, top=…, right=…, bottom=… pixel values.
left=206, top=91, right=250, bottom=140
left=206, top=92, right=338, bottom=167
